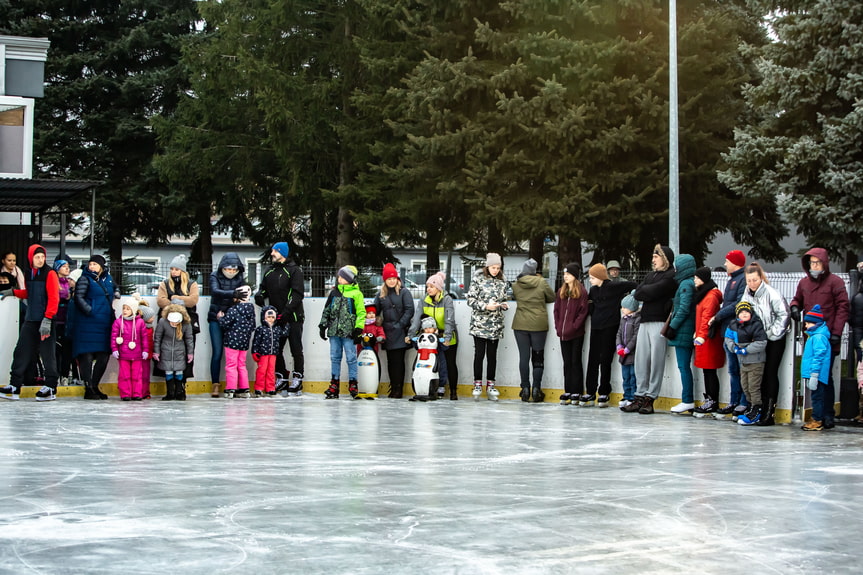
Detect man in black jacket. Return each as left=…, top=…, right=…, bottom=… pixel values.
left=255, top=242, right=305, bottom=393
left=622, top=244, right=677, bottom=414
left=708, top=249, right=748, bottom=416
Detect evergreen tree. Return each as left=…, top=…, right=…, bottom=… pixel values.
left=0, top=1, right=197, bottom=275
left=720, top=0, right=863, bottom=265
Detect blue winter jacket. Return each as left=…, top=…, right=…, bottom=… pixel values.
left=70, top=268, right=118, bottom=356
left=801, top=322, right=832, bottom=384
left=714, top=267, right=746, bottom=328
left=208, top=253, right=246, bottom=322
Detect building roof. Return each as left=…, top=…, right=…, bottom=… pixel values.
left=0, top=178, right=100, bottom=213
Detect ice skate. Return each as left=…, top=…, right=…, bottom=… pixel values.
left=579, top=394, right=595, bottom=407
left=324, top=379, right=340, bottom=399
left=597, top=395, right=609, bottom=408
left=0, top=385, right=20, bottom=401
left=559, top=393, right=572, bottom=405
left=486, top=381, right=499, bottom=401
left=287, top=373, right=303, bottom=396
left=35, top=385, right=56, bottom=402
left=472, top=381, right=483, bottom=400
left=693, top=395, right=717, bottom=418
left=670, top=402, right=695, bottom=414
left=223, top=389, right=235, bottom=399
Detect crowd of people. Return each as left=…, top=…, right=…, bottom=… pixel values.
left=0, top=242, right=859, bottom=430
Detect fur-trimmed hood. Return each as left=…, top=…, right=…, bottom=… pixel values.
left=161, top=303, right=191, bottom=323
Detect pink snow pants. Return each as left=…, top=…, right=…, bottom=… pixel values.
left=224, top=348, right=249, bottom=391
left=118, top=359, right=144, bottom=399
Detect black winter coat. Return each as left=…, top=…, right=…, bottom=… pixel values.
left=256, top=259, right=305, bottom=323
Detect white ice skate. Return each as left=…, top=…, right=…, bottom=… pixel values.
left=486, top=382, right=499, bottom=401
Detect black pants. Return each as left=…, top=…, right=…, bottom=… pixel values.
left=560, top=336, right=585, bottom=395
left=10, top=321, right=58, bottom=390
left=443, top=344, right=459, bottom=389
left=760, top=337, right=787, bottom=404
left=77, top=351, right=111, bottom=388
left=55, top=323, right=78, bottom=380
left=702, top=368, right=719, bottom=401
left=385, top=347, right=407, bottom=397
left=472, top=336, right=499, bottom=381
left=586, top=326, right=616, bottom=396
left=276, top=323, right=305, bottom=376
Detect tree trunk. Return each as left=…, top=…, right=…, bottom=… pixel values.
left=426, top=224, right=442, bottom=274
left=107, top=210, right=125, bottom=291
left=191, top=203, right=213, bottom=266
left=487, top=223, right=505, bottom=255
left=309, top=203, right=327, bottom=296
left=557, top=235, right=582, bottom=287
left=529, top=234, right=544, bottom=272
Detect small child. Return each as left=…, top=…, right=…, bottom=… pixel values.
left=319, top=265, right=366, bottom=399
left=153, top=304, right=194, bottom=401
left=111, top=297, right=151, bottom=401
left=137, top=296, right=158, bottom=399
left=356, top=305, right=386, bottom=354
left=616, top=291, right=641, bottom=408
left=801, top=305, right=833, bottom=431
left=724, top=301, right=768, bottom=425
left=218, top=285, right=256, bottom=398
left=252, top=305, right=290, bottom=397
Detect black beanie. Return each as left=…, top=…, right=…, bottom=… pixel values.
left=695, top=266, right=712, bottom=283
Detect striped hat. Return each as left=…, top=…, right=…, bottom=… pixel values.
left=803, top=305, right=825, bottom=325
left=735, top=301, right=754, bottom=318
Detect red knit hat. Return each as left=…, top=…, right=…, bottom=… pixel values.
left=725, top=250, right=746, bottom=268
left=382, top=263, right=399, bottom=281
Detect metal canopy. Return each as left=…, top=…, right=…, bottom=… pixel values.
left=0, top=178, right=99, bottom=213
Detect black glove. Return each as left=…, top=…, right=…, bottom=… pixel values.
left=319, top=326, right=327, bottom=341
left=39, top=317, right=52, bottom=338
left=830, top=334, right=841, bottom=356
left=254, top=293, right=265, bottom=307
left=790, top=305, right=800, bottom=323
left=352, top=327, right=363, bottom=344
left=665, top=326, right=676, bottom=340
left=707, top=322, right=718, bottom=340
left=277, top=312, right=290, bottom=326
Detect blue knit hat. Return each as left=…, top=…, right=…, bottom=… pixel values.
left=621, top=291, right=639, bottom=313
left=53, top=259, right=68, bottom=273
left=804, top=305, right=825, bottom=325
left=272, top=242, right=289, bottom=258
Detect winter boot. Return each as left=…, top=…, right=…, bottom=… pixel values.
left=486, top=381, right=499, bottom=401
left=162, top=380, right=176, bottom=401
left=755, top=400, right=776, bottom=426
left=325, top=379, right=340, bottom=399
left=532, top=387, right=545, bottom=403
left=519, top=385, right=530, bottom=402
left=349, top=379, right=359, bottom=399
left=288, top=372, right=304, bottom=396
left=450, top=382, right=458, bottom=400
left=94, top=384, right=108, bottom=400
left=211, top=383, right=221, bottom=398
left=621, top=396, right=643, bottom=412
left=175, top=377, right=187, bottom=401
left=389, top=381, right=403, bottom=399
left=84, top=385, right=101, bottom=400
left=472, top=380, right=483, bottom=400
left=638, top=396, right=655, bottom=414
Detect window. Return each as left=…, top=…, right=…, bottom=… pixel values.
left=0, top=96, right=34, bottom=178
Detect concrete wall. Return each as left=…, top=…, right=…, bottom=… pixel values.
left=1, top=295, right=818, bottom=413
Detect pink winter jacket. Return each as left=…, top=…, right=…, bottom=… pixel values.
left=111, top=316, right=151, bottom=360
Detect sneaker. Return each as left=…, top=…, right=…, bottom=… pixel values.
left=802, top=419, right=823, bottom=431
left=254, top=390, right=264, bottom=398
left=472, top=382, right=483, bottom=400
left=486, top=383, right=499, bottom=401
left=0, top=385, right=20, bottom=401
left=560, top=393, right=572, bottom=405
left=35, top=386, right=56, bottom=402
left=579, top=394, right=595, bottom=406
left=597, top=395, right=609, bottom=408
left=224, top=390, right=235, bottom=399
left=716, top=403, right=738, bottom=416
left=619, top=399, right=632, bottom=408
left=670, top=402, right=695, bottom=413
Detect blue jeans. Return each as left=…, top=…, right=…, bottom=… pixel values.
left=209, top=321, right=224, bottom=384
left=330, top=337, right=358, bottom=381
left=675, top=346, right=694, bottom=403
left=725, top=347, right=747, bottom=406
left=621, top=363, right=636, bottom=401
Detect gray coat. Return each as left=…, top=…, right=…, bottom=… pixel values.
left=154, top=315, right=194, bottom=373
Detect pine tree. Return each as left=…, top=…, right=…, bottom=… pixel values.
left=720, top=0, right=863, bottom=264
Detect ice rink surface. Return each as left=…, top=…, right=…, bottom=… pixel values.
left=1, top=395, right=861, bottom=574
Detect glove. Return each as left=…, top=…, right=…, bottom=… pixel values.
left=254, top=293, right=265, bottom=307
left=617, top=348, right=626, bottom=357
left=253, top=353, right=262, bottom=362
left=623, top=347, right=630, bottom=355
left=693, top=337, right=704, bottom=346
left=142, top=352, right=149, bottom=360
left=790, top=305, right=800, bottom=322
left=376, top=336, right=385, bottom=342
left=39, top=317, right=52, bottom=338
left=112, top=350, right=120, bottom=359
left=352, top=327, right=363, bottom=344
left=830, top=334, right=841, bottom=355
left=734, top=346, right=747, bottom=355
left=152, top=353, right=160, bottom=362
left=664, top=326, right=676, bottom=340
left=277, top=313, right=290, bottom=327
left=186, top=354, right=193, bottom=363
left=0, top=287, right=13, bottom=300
left=807, top=376, right=819, bottom=390
left=319, top=326, right=327, bottom=341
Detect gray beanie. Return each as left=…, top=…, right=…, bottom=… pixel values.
left=421, top=316, right=437, bottom=330
left=621, top=290, right=640, bottom=313
left=486, top=252, right=502, bottom=267
left=139, top=303, right=157, bottom=323
left=521, top=258, right=538, bottom=276
left=169, top=254, right=188, bottom=273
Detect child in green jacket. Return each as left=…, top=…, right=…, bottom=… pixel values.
left=319, top=265, right=366, bottom=398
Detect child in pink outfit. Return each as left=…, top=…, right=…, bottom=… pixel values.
left=218, top=286, right=256, bottom=398
left=111, top=297, right=151, bottom=400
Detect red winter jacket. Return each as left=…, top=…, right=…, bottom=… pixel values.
left=790, top=248, right=849, bottom=338
left=694, top=287, right=724, bottom=369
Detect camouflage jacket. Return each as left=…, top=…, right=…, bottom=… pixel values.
left=467, top=271, right=510, bottom=339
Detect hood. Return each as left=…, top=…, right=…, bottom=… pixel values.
left=673, top=254, right=696, bottom=282
left=27, top=244, right=47, bottom=269
left=653, top=244, right=675, bottom=272
left=260, top=305, right=278, bottom=322
left=516, top=274, right=546, bottom=289
left=218, top=252, right=245, bottom=275
left=161, top=303, right=191, bottom=323
left=802, top=247, right=831, bottom=275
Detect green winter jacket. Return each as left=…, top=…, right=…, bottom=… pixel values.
left=667, top=254, right=696, bottom=348
left=512, top=274, right=555, bottom=332
left=319, top=283, right=366, bottom=338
